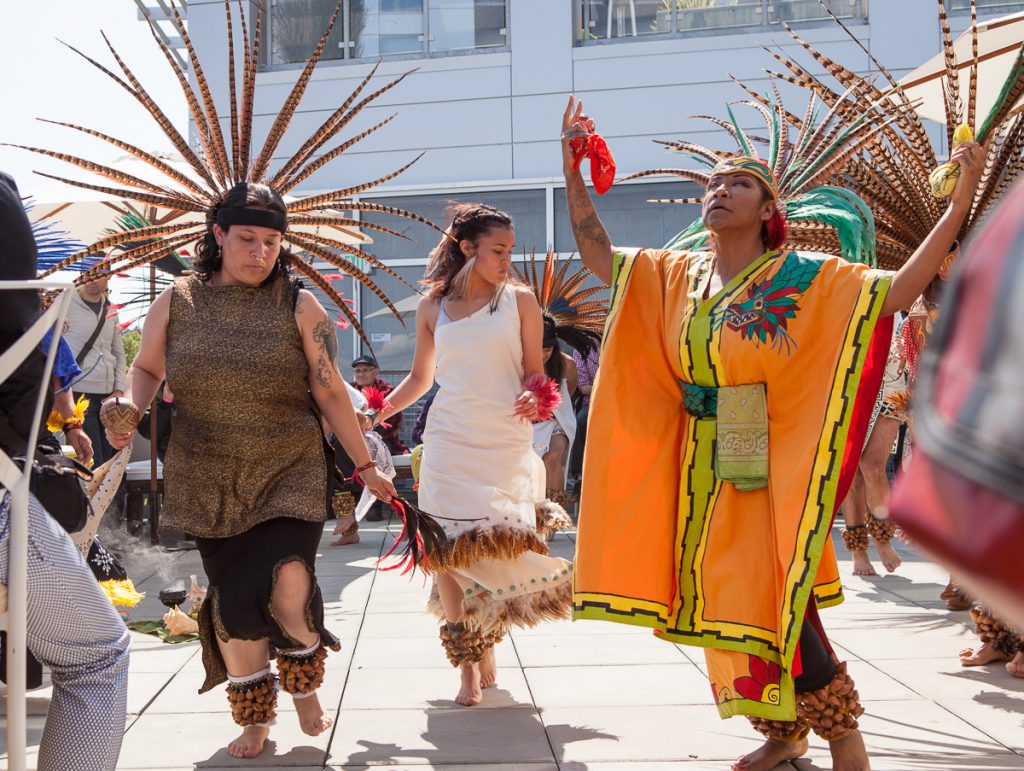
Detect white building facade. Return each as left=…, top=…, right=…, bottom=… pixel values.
left=185, top=0, right=1021, bottom=378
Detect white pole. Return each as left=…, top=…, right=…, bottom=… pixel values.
left=0, top=281, right=74, bottom=771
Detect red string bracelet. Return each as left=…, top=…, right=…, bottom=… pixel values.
left=349, top=460, right=375, bottom=485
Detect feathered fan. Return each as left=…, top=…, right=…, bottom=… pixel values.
left=7, top=0, right=442, bottom=343
left=748, top=0, right=1024, bottom=268
left=28, top=205, right=92, bottom=273
left=511, top=250, right=608, bottom=358
left=377, top=495, right=450, bottom=575
left=624, top=78, right=908, bottom=265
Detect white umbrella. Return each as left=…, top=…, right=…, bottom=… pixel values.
left=897, top=11, right=1024, bottom=126
left=365, top=291, right=424, bottom=319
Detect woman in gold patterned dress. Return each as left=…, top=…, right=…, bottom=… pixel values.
left=106, top=183, right=396, bottom=759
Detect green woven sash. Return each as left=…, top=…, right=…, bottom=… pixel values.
left=681, top=381, right=768, bottom=491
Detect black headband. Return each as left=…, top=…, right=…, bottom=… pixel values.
left=216, top=206, right=288, bottom=233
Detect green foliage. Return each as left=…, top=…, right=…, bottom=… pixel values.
left=122, top=330, right=141, bottom=370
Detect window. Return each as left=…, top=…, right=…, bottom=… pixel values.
left=354, top=263, right=426, bottom=373
left=948, top=0, right=1024, bottom=11
left=554, top=181, right=702, bottom=253
left=270, top=0, right=508, bottom=66
left=359, top=189, right=547, bottom=262
left=576, top=0, right=866, bottom=44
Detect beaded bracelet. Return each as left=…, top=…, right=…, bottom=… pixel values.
left=61, top=419, right=84, bottom=432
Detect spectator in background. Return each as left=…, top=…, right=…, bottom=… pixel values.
left=137, top=382, right=174, bottom=462
left=411, top=390, right=437, bottom=446
left=350, top=354, right=409, bottom=455
left=65, top=274, right=125, bottom=465
left=568, top=343, right=600, bottom=489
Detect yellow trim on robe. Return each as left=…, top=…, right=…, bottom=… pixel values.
left=574, top=248, right=892, bottom=720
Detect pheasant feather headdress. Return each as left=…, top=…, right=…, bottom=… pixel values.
left=9, top=0, right=440, bottom=341
left=750, top=0, right=1024, bottom=269
left=625, top=80, right=904, bottom=265
left=512, top=250, right=608, bottom=357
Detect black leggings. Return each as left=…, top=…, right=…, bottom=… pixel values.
left=793, top=621, right=837, bottom=693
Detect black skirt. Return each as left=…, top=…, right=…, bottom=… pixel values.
left=194, top=516, right=340, bottom=693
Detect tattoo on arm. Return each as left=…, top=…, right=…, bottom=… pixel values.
left=567, top=174, right=611, bottom=252
left=312, top=319, right=338, bottom=389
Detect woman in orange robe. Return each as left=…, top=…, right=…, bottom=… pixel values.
left=561, top=95, right=985, bottom=771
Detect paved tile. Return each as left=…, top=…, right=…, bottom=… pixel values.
left=118, top=711, right=330, bottom=768
left=870, top=655, right=1024, bottom=701
left=327, top=707, right=554, bottom=766
left=525, top=663, right=712, bottom=707
left=512, top=631, right=689, bottom=667
left=540, top=704, right=767, bottom=763
left=5, top=526, right=1024, bottom=770
left=349, top=633, right=520, bottom=669
left=342, top=665, right=534, bottom=710
left=934, top=696, right=1024, bottom=755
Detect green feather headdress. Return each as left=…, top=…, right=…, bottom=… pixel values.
left=624, top=80, right=907, bottom=265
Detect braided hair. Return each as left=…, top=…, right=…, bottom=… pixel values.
left=422, top=203, right=513, bottom=307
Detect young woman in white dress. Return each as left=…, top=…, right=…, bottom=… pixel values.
left=379, top=204, right=573, bottom=706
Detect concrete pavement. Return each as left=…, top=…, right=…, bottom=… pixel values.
left=2, top=519, right=1022, bottom=770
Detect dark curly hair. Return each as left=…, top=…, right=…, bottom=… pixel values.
left=422, top=202, right=513, bottom=305
left=542, top=316, right=566, bottom=383
left=192, top=182, right=293, bottom=280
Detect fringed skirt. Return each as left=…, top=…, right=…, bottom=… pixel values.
left=194, top=517, right=340, bottom=693
left=419, top=433, right=574, bottom=634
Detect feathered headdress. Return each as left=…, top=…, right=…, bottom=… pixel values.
left=512, top=250, right=608, bottom=358
left=8, top=0, right=440, bottom=342
left=625, top=81, right=903, bottom=265
left=752, top=0, right=1024, bottom=269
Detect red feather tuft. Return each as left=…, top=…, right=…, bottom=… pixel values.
left=362, top=386, right=393, bottom=413
left=765, top=209, right=788, bottom=251
left=522, top=374, right=561, bottom=422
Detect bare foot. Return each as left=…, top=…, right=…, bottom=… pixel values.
left=828, top=729, right=871, bottom=771
left=227, top=724, right=270, bottom=759
left=732, top=736, right=808, bottom=771
left=959, top=642, right=1011, bottom=667
left=1006, top=651, right=1024, bottom=678
left=329, top=532, right=359, bottom=546
left=455, top=661, right=483, bottom=706
left=875, top=540, right=902, bottom=573
left=333, top=514, right=358, bottom=532
left=294, top=692, right=333, bottom=736
left=851, top=551, right=877, bottom=576
left=941, top=581, right=972, bottom=611
left=479, top=646, right=497, bottom=689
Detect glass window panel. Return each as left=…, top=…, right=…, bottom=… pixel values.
left=770, top=0, right=856, bottom=24
left=361, top=190, right=547, bottom=263
left=949, top=0, right=1024, bottom=10
left=676, top=0, right=764, bottom=33
left=581, top=0, right=674, bottom=41
left=352, top=263, right=426, bottom=375
left=554, top=181, right=703, bottom=252
left=429, top=0, right=508, bottom=53
left=271, top=0, right=344, bottom=65
left=349, top=0, right=425, bottom=59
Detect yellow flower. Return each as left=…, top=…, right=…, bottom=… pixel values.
left=98, top=579, right=145, bottom=609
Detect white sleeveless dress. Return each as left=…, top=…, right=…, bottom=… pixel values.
left=419, top=284, right=573, bottom=633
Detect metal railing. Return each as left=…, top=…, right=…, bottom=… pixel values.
left=268, top=0, right=509, bottom=67
left=576, top=0, right=867, bottom=44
